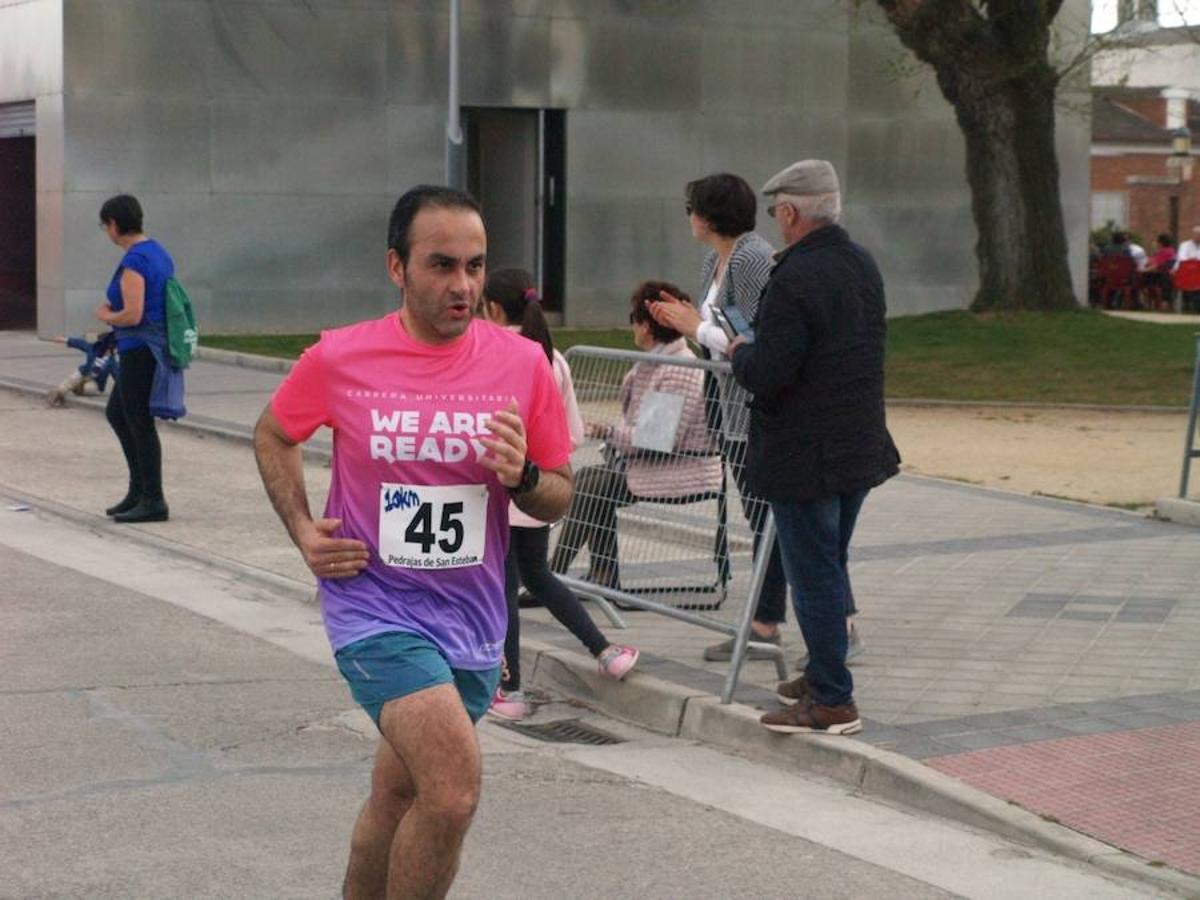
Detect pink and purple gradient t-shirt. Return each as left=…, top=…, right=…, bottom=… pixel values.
left=271, top=314, right=572, bottom=669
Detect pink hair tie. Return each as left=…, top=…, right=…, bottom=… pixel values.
left=523, top=288, right=540, bottom=303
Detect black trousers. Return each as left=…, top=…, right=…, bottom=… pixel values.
left=105, top=346, right=163, bottom=503
left=502, top=525, right=610, bottom=692
left=726, top=440, right=793, bottom=624
left=547, top=465, right=634, bottom=585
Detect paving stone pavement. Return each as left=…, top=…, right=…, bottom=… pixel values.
left=2, top=330, right=1199, bottom=878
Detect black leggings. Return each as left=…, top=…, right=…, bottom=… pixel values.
left=105, top=345, right=163, bottom=503
left=502, top=525, right=610, bottom=692
left=727, top=443, right=791, bottom=624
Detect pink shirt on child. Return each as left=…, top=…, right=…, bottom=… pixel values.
left=271, top=314, right=572, bottom=669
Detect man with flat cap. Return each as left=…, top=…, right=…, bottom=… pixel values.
left=728, top=159, right=899, bottom=735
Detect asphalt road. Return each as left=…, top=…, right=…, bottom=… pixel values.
left=0, top=465, right=1155, bottom=898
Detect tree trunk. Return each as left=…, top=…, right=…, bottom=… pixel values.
left=948, top=70, right=1078, bottom=311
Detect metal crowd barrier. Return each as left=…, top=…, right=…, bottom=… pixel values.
left=1180, top=333, right=1200, bottom=499
left=553, top=346, right=788, bottom=703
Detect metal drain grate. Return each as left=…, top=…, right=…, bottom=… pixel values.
left=492, top=717, right=625, bottom=746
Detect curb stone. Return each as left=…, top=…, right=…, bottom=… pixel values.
left=1155, top=496, right=1200, bottom=527
left=520, top=638, right=1200, bottom=899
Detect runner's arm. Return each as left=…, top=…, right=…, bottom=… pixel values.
left=253, top=406, right=368, bottom=579
left=512, top=463, right=573, bottom=523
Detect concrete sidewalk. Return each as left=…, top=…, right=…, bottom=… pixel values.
left=2, top=330, right=1199, bottom=895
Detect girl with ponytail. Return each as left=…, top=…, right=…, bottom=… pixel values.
left=481, top=268, right=639, bottom=720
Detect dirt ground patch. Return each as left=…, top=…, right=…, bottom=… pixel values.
left=886, top=404, right=1191, bottom=512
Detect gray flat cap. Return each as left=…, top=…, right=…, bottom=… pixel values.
left=762, top=159, right=840, bottom=197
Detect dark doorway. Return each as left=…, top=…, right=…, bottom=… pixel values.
left=0, top=135, right=36, bottom=329
left=464, top=107, right=566, bottom=314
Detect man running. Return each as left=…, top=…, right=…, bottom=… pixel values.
left=253, top=185, right=574, bottom=898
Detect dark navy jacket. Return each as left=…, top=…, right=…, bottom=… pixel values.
left=730, top=225, right=900, bottom=502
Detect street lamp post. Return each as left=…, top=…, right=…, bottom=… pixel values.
left=445, top=0, right=465, bottom=190
left=1168, top=127, right=1192, bottom=244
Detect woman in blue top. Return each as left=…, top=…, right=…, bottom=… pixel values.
left=96, top=194, right=175, bottom=522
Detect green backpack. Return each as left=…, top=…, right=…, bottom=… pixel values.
left=164, top=276, right=198, bottom=368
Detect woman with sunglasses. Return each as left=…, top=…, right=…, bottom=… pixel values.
left=645, top=173, right=794, bottom=663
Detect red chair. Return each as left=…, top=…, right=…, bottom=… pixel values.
left=1096, top=255, right=1137, bottom=310
left=1174, top=260, right=1200, bottom=313
left=1174, top=260, right=1200, bottom=291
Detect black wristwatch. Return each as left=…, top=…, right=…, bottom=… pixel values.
left=508, top=459, right=540, bottom=496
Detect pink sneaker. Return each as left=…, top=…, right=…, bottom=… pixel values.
left=597, top=645, right=639, bottom=680
left=487, top=688, right=530, bottom=721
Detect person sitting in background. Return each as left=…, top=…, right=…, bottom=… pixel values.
left=1101, top=231, right=1133, bottom=258
left=1143, top=234, right=1177, bottom=309
left=1178, top=225, right=1200, bottom=264
left=1150, top=234, right=1176, bottom=272
left=1128, top=238, right=1148, bottom=270
left=1176, top=226, right=1200, bottom=313
left=549, top=281, right=723, bottom=590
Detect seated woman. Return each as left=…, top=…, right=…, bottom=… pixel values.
left=549, top=281, right=723, bottom=589
left=1144, top=234, right=1177, bottom=309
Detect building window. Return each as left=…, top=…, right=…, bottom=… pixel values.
left=1091, top=191, right=1128, bottom=229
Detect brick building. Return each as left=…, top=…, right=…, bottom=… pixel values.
left=1090, top=86, right=1199, bottom=244
left=1090, top=20, right=1200, bottom=246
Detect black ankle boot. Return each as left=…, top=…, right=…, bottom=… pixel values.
left=105, top=493, right=141, bottom=517
left=113, top=498, right=169, bottom=523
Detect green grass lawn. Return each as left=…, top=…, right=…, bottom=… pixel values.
left=201, top=328, right=635, bottom=360
left=885, top=310, right=1197, bottom=406
left=203, top=309, right=1200, bottom=407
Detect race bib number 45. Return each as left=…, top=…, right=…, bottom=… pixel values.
left=378, top=483, right=488, bottom=569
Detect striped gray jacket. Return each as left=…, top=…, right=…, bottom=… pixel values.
left=697, top=231, right=775, bottom=439
left=698, top=231, right=775, bottom=325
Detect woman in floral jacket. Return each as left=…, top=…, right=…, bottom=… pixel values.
left=549, top=281, right=722, bottom=589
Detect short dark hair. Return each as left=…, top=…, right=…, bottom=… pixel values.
left=685, top=173, right=756, bottom=238
left=630, top=280, right=688, bottom=345
left=1158, top=233, right=1174, bottom=247
left=1111, top=231, right=1128, bottom=245
left=99, top=195, right=143, bottom=235
left=387, top=185, right=483, bottom=264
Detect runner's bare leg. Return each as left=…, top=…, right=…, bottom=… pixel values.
left=343, top=683, right=481, bottom=899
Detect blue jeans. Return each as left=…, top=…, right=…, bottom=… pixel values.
left=771, top=489, right=868, bottom=707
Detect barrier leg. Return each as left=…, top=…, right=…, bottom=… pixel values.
left=581, top=590, right=627, bottom=630
left=1179, top=334, right=1200, bottom=499
left=722, top=512, right=776, bottom=704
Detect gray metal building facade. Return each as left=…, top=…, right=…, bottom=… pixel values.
left=1, top=0, right=1091, bottom=338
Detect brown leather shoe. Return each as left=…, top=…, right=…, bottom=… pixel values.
left=761, top=698, right=862, bottom=735
left=775, top=674, right=810, bottom=706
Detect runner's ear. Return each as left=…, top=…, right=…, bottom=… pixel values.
left=386, top=248, right=407, bottom=294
